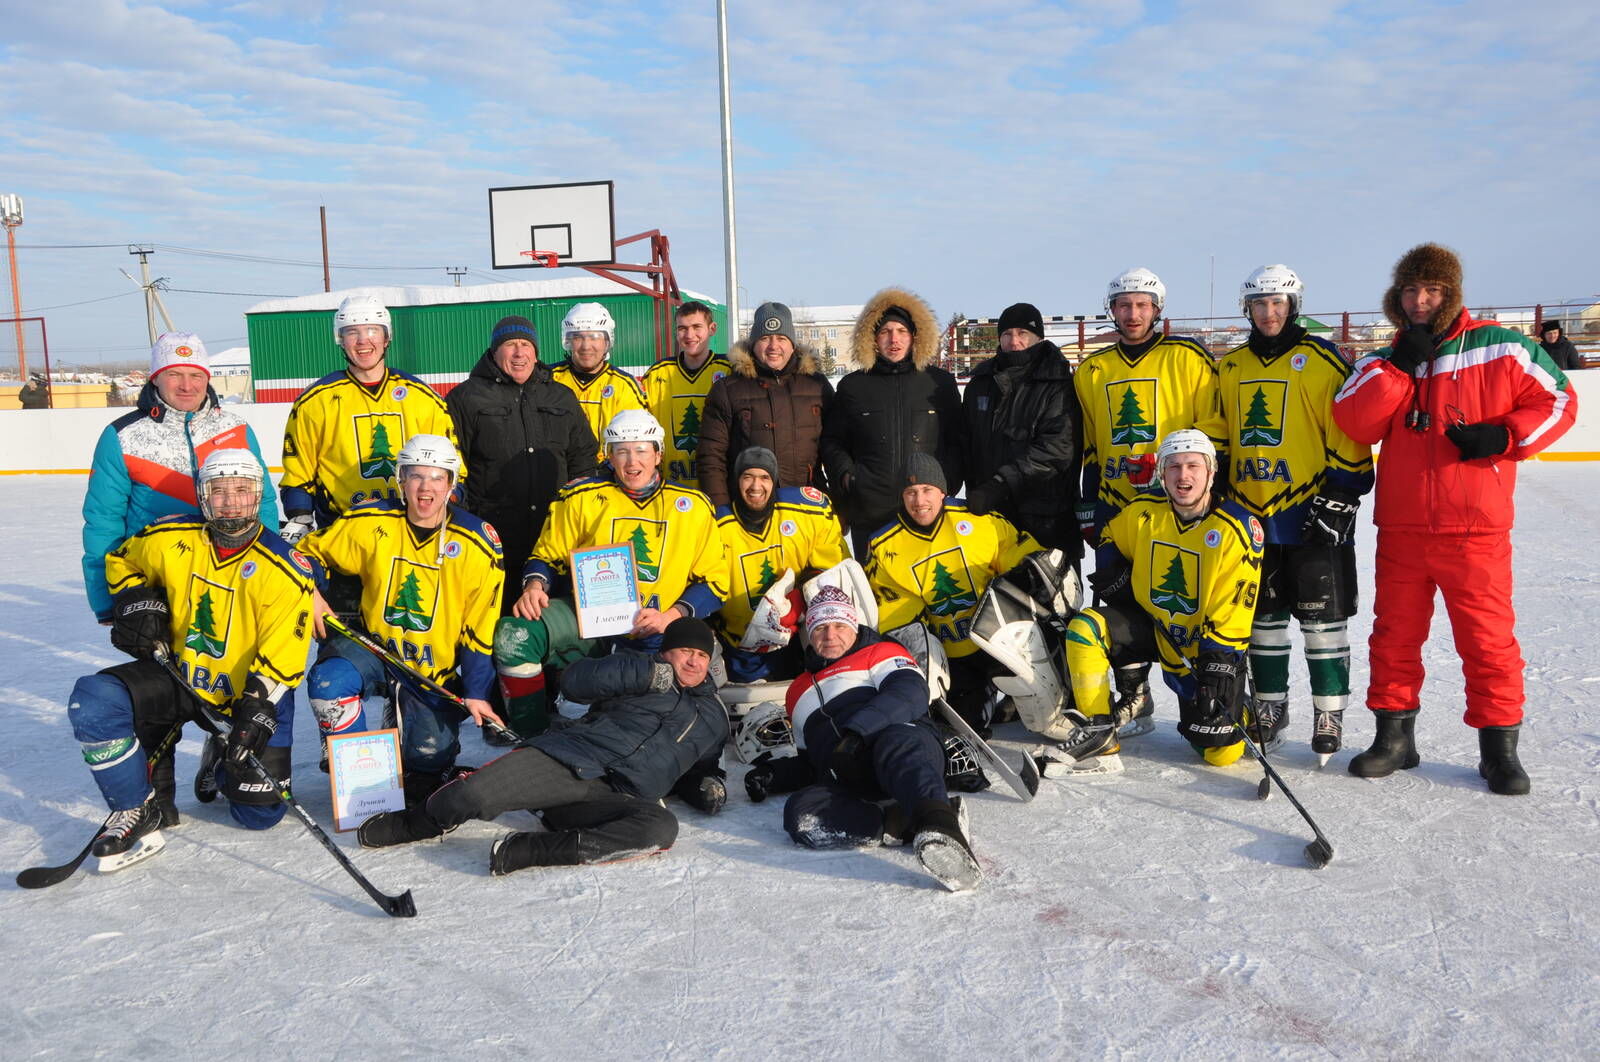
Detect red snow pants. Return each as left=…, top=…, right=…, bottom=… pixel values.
left=1367, top=530, right=1524, bottom=727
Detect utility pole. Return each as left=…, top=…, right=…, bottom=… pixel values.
left=446, top=266, right=467, bottom=287
left=716, top=0, right=740, bottom=344
left=320, top=206, right=331, bottom=292
left=1, top=193, right=24, bottom=379
left=125, top=246, right=176, bottom=345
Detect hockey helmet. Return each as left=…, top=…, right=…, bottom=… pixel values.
left=732, top=701, right=797, bottom=765
left=1105, top=267, right=1166, bottom=315
left=332, top=295, right=392, bottom=342
left=396, top=433, right=461, bottom=484
left=197, top=448, right=263, bottom=535
left=1156, top=428, right=1217, bottom=477
left=603, top=409, right=665, bottom=450
left=1239, top=264, right=1303, bottom=317
left=562, top=302, right=616, bottom=351
left=941, top=728, right=990, bottom=793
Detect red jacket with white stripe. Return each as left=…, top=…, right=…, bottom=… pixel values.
left=1332, top=310, right=1577, bottom=534
left=785, top=627, right=930, bottom=751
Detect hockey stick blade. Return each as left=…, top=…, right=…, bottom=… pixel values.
left=933, top=698, right=1036, bottom=800
left=1305, top=838, right=1334, bottom=870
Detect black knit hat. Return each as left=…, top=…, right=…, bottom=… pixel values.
left=491, top=315, right=539, bottom=351
left=997, top=302, right=1044, bottom=338
left=661, top=616, right=715, bottom=655
left=901, top=452, right=947, bottom=493
left=876, top=305, right=916, bottom=335
left=749, top=302, right=795, bottom=344
left=734, top=446, right=780, bottom=484
left=1541, top=320, right=1562, bottom=335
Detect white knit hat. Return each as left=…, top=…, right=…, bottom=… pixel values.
left=149, top=332, right=210, bottom=380
left=805, top=584, right=859, bottom=634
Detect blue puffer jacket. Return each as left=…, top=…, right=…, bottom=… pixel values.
left=530, top=653, right=729, bottom=800
left=81, top=381, right=278, bottom=620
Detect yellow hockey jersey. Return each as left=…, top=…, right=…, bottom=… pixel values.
left=279, top=368, right=459, bottom=523
left=298, top=500, right=502, bottom=687
left=550, top=362, right=649, bottom=464
left=714, top=486, right=847, bottom=644
left=1198, top=335, right=1374, bottom=544
left=1100, top=496, right=1263, bottom=677
left=642, top=354, right=732, bottom=486
left=528, top=476, right=729, bottom=619
left=867, top=504, right=1040, bottom=657
left=1075, top=336, right=1223, bottom=521
left=105, top=517, right=316, bottom=706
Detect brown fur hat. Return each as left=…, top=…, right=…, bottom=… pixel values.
left=850, top=287, right=940, bottom=370
left=1382, top=243, right=1464, bottom=331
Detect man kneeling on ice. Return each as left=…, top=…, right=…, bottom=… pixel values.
left=68, top=449, right=316, bottom=869
left=356, top=617, right=728, bottom=875
left=752, top=586, right=981, bottom=892
left=1066, top=429, right=1265, bottom=765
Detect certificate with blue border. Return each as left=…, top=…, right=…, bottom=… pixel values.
left=571, top=542, right=640, bottom=639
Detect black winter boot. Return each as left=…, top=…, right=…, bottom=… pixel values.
left=1348, top=709, right=1420, bottom=778
left=489, top=830, right=581, bottom=875
left=357, top=806, right=447, bottom=849
left=1477, top=725, right=1530, bottom=796
left=150, top=755, right=180, bottom=829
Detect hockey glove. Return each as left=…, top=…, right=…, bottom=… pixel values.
left=1087, top=557, right=1136, bottom=608
left=1194, top=650, right=1245, bottom=728
left=1387, top=323, right=1434, bottom=375
left=965, top=479, right=1005, bottom=516
left=1125, top=452, right=1157, bottom=489
left=278, top=513, right=315, bottom=545
left=828, top=731, right=873, bottom=792
left=1302, top=490, right=1360, bottom=545
left=1076, top=501, right=1099, bottom=546
left=226, top=679, right=278, bottom=766
left=110, top=586, right=170, bottom=660
left=744, top=763, right=774, bottom=803
left=1445, top=421, right=1511, bottom=461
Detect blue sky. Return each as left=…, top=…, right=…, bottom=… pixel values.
left=3, top=0, right=1596, bottom=365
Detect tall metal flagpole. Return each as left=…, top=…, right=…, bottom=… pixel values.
left=716, top=0, right=740, bottom=343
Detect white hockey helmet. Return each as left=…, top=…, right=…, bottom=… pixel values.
left=1239, top=264, right=1303, bottom=317
left=1105, top=267, right=1166, bottom=315
left=603, top=408, right=665, bottom=450
left=197, top=448, right=264, bottom=533
left=332, top=295, right=392, bottom=342
left=1156, top=428, right=1217, bottom=477
left=561, top=302, right=616, bottom=351
left=396, top=433, right=461, bottom=484
left=732, top=701, right=797, bottom=765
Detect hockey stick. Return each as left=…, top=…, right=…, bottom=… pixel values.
left=1153, top=628, right=1334, bottom=869
left=15, top=715, right=188, bottom=889
left=933, top=697, right=1040, bottom=801
left=322, top=614, right=521, bottom=744
left=152, top=647, right=418, bottom=918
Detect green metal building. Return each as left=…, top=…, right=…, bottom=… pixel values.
left=246, top=279, right=727, bottom=402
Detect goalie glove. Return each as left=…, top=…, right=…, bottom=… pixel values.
left=1125, top=452, right=1157, bottom=489
left=739, top=568, right=800, bottom=653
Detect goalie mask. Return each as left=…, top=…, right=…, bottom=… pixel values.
left=942, top=729, right=990, bottom=793
left=198, top=449, right=264, bottom=543
left=732, top=701, right=797, bottom=765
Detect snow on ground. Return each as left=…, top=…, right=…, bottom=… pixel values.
left=2, top=470, right=1597, bottom=1060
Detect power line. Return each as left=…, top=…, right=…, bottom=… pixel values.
left=21, top=290, right=142, bottom=313
left=166, top=287, right=291, bottom=298
left=17, top=241, right=463, bottom=272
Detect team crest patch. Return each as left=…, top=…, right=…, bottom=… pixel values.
left=1248, top=516, right=1264, bottom=548
left=1148, top=542, right=1200, bottom=617
left=352, top=411, right=404, bottom=481
left=1291, top=354, right=1308, bottom=371
left=713, top=370, right=727, bottom=382
left=670, top=395, right=703, bottom=451
left=184, top=575, right=235, bottom=659
left=1204, top=530, right=1221, bottom=548
left=240, top=560, right=257, bottom=579
left=955, top=520, right=973, bottom=536
left=391, top=385, right=408, bottom=400
left=483, top=523, right=502, bottom=552
left=675, top=496, right=693, bottom=513
left=444, top=540, right=462, bottom=558
left=739, top=547, right=784, bottom=606
left=800, top=487, right=825, bottom=504
left=1107, top=378, right=1159, bottom=447
left=912, top=548, right=978, bottom=617
left=780, top=519, right=798, bottom=537
left=1237, top=379, right=1287, bottom=447
left=612, top=517, right=667, bottom=582
left=290, top=550, right=313, bottom=575
left=382, top=557, right=439, bottom=633
left=601, top=384, right=615, bottom=399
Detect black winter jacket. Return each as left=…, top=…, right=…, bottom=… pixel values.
left=530, top=653, right=729, bottom=801
left=446, top=351, right=597, bottom=554
left=821, top=359, right=964, bottom=533
left=1540, top=335, right=1584, bottom=372
left=961, top=339, right=1082, bottom=555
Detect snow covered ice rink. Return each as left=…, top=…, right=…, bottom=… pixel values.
left=2, top=469, right=1597, bottom=1060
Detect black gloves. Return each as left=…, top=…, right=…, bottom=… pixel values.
left=1388, top=323, right=1435, bottom=375
left=1087, top=557, right=1135, bottom=608
left=744, top=754, right=815, bottom=802
left=1445, top=421, right=1511, bottom=461
left=828, top=731, right=873, bottom=791
left=1302, top=490, right=1360, bottom=545
left=1076, top=502, right=1098, bottom=546
left=110, top=586, right=170, bottom=660
left=744, top=763, right=774, bottom=803
left=227, top=681, right=278, bottom=766
left=965, top=479, right=1005, bottom=516
left=1195, top=650, right=1245, bottom=728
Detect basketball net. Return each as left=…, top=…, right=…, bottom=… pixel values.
left=520, top=250, right=559, bottom=268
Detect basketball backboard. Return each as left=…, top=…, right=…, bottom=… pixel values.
left=488, top=181, right=616, bottom=269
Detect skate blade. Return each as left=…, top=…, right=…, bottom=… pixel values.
left=1115, top=717, right=1155, bottom=739
left=1038, top=750, right=1125, bottom=777
left=1317, top=752, right=1333, bottom=769
left=915, top=836, right=982, bottom=893
left=95, top=831, right=166, bottom=874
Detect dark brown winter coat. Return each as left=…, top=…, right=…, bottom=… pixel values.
left=698, top=340, right=833, bottom=506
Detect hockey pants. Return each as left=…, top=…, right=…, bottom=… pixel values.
left=69, top=660, right=291, bottom=829
left=1368, top=530, right=1524, bottom=728
left=427, top=747, right=678, bottom=864
left=784, top=718, right=947, bottom=848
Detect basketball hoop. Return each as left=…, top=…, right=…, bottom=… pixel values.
left=520, top=250, right=560, bottom=268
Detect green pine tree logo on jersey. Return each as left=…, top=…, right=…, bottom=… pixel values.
left=1237, top=380, right=1287, bottom=447
left=183, top=575, right=235, bottom=659
left=1148, top=543, right=1199, bottom=616
left=913, top=548, right=978, bottom=617
left=614, top=519, right=667, bottom=583
left=675, top=400, right=702, bottom=452
left=1108, top=380, right=1157, bottom=446
left=739, top=548, right=782, bottom=606
left=381, top=559, right=438, bottom=633
left=353, top=413, right=404, bottom=481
